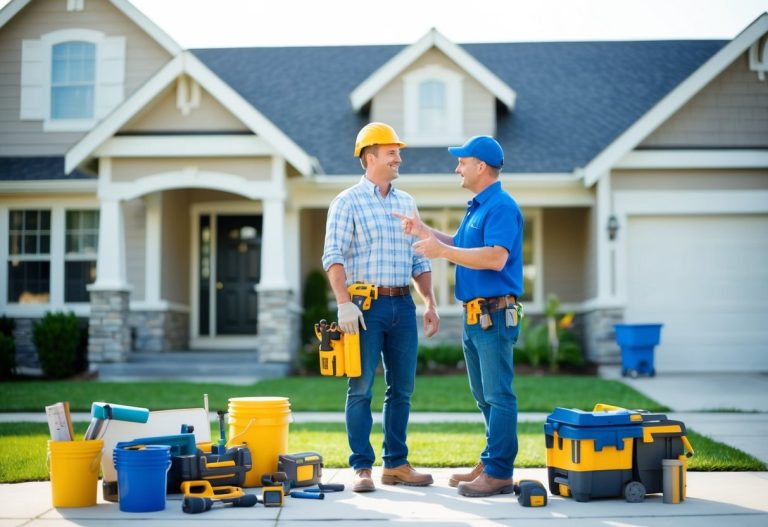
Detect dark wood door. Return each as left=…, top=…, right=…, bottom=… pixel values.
left=216, top=215, right=262, bottom=335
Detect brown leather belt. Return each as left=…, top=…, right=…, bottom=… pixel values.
left=462, top=294, right=517, bottom=313
left=377, top=286, right=410, bottom=297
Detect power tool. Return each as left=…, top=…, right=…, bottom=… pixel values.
left=180, top=480, right=257, bottom=514
left=314, top=320, right=360, bottom=377
left=514, top=479, right=548, bottom=507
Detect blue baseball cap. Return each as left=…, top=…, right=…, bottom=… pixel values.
left=448, top=136, right=504, bottom=168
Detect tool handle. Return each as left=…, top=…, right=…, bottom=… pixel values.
left=183, top=496, right=213, bottom=514
left=290, top=491, right=324, bottom=499
left=318, top=483, right=344, bottom=492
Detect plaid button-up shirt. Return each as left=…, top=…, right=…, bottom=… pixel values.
left=322, top=176, right=431, bottom=286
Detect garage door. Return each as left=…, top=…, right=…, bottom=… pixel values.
left=626, top=215, right=768, bottom=372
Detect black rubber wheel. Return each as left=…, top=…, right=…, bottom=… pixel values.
left=623, top=481, right=646, bottom=503
left=650, top=368, right=656, bottom=377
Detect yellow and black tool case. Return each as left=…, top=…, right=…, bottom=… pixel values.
left=544, top=404, right=693, bottom=502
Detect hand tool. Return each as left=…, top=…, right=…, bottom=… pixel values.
left=514, top=479, right=547, bottom=507
left=304, top=483, right=344, bottom=493
left=347, top=282, right=378, bottom=311
left=180, top=480, right=257, bottom=514
left=479, top=300, right=493, bottom=330
left=84, top=402, right=150, bottom=440
left=278, top=451, right=323, bottom=487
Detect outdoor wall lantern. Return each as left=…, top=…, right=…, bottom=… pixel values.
left=607, top=214, right=619, bottom=241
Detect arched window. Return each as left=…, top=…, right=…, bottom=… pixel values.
left=51, top=41, right=96, bottom=119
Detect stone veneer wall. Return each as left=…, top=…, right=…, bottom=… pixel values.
left=582, top=308, right=624, bottom=364
left=258, top=289, right=300, bottom=363
left=88, top=290, right=131, bottom=363
left=129, top=310, right=189, bottom=352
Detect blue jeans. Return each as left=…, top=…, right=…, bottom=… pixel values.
left=346, top=295, right=418, bottom=470
left=462, top=308, right=520, bottom=479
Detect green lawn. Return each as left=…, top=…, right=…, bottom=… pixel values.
left=1, top=375, right=764, bottom=484
left=1, top=421, right=763, bottom=483
left=0, top=374, right=668, bottom=413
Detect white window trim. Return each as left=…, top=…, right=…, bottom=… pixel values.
left=21, top=28, right=125, bottom=132
left=403, top=65, right=464, bottom=146
left=41, top=29, right=102, bottom=131
left=0, top=200, right=99, bottom=318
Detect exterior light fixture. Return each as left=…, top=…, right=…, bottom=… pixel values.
left=607, top=214, right=619, bottom=241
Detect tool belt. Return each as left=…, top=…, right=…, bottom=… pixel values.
left=463, top=295, right=522, bottom=330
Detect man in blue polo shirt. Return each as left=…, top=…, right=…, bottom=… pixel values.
left=394, top=135, right=523, bottom=497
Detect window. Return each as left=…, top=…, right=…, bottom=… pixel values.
left=20, top=29, right=125, bottom=131
left=8, top=210, right=51, bottom=304
left=64, top=210, right=99, bottom=302
left=403, top=65, right=464, bottom=145
left=413, top=208, right=538, bottom=307
left=51, top=41, right=95, bottom=120
left=418, top=80, right=447, bottom=136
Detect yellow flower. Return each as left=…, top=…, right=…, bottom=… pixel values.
left=559, top=313, right=574, bottom=329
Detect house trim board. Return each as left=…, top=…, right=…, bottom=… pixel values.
left=616, top=149, right=768, bottom=169
left=350, top=28, right=516, bottom=112
left=66, top=51, right=316, bottom=176
left=582, top=13, right=768, bottom=186
left=0, top=0, right=182, bottom=55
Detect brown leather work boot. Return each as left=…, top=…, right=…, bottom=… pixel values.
left=457, top=472, right=516, bottom=497
left=449, top=462, right=484, bottom=487
left=352, top=468, right=375, bottom=492
left=381, top=463, right=434, bottom=486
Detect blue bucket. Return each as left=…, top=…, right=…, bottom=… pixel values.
left=113, top=444, right=171, bottom=512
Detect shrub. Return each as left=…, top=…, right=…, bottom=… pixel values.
left=32, top=311, right=80, bottom=379
left=0, top=333, right=15, bottom=380
left=515, top=294, right=584, bottom=371
left=299, top=270, right=335, bottom=374
left=418, top=343, right=464, bottom=371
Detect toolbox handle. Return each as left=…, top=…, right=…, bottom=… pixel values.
left=593, top=403, right=626, bottom=412
left=681, top=435, right=695, bottom=458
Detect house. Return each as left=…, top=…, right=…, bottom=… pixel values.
left=1, top=0, right=766, bottom=373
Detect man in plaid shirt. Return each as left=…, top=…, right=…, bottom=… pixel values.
left=322, top=122, right=440, bottom=493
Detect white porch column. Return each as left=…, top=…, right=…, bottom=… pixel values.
left=259, top=197, right=290, bottom=290
left=595, top=172, right=615, bottom=301
left=91, top=198, right=130, bottom=291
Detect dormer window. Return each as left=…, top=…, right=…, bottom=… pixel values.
left=403, top=65, right=464, bottom=146
left=51, top=41, right=95, bottom=119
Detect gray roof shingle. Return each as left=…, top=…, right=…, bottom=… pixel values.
left=192, top=40, right=726, bottom=175
left=0, top=157, right=93, bottom=181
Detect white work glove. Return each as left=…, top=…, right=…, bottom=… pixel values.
left=338, top=301, right=366, bottom=335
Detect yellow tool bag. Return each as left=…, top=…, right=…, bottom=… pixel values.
left=313, top=320, right=361, bottom=377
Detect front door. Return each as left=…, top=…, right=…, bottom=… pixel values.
left=216, top=215, right=262, bottom=335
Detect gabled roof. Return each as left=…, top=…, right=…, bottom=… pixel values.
left=194, top=39, right=724, bottom=175
left=0, top=0, right=182, bottom=55
left=349, top=28, right=516, bottom=112
left=582, top=12, right=768, bottom=186
left=66, top=51, right=317, bottom=175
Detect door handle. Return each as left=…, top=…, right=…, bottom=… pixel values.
left=216, top=281, right=223, bottom=290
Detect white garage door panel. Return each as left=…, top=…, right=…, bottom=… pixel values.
left=626, top=215, right=768, bottom=372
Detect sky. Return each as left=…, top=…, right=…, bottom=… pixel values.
left=3, top=0, right=766, bottom=48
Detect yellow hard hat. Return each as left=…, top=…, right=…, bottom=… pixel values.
left=354, top=122, right=406, bottom=157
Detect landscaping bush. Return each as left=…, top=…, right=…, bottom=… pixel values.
left=515, top=294, right=584, bottom=371
left=32, top=311, right=81, bottom=379
left=0, top=333, right=15, bottom=380
left=418, top=343, right=464, bottom=372
left=298, top=270, right=335, bottom=374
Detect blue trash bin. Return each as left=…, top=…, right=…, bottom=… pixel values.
left=613, top=324, right=663, bottom=378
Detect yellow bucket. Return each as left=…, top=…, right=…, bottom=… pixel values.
left=227, top=397, right=291, bottom=487
left=48, top=439, right=103, bottom=507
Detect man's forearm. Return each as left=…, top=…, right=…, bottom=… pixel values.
left=326, top=264, right=351, bottom=304
left=440, top=244, right=508, bottom=272
left=412, top=271, right=437, bottom=309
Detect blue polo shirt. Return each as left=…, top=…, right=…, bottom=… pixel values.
left=453, top=181, right=524, bottom=302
